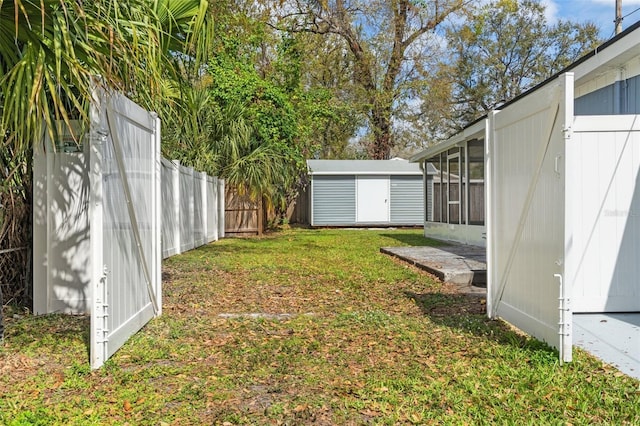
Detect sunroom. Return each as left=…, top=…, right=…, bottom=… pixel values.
left=410, top=119, right=487, bottom=247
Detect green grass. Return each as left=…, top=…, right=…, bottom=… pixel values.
left=1, top=228, right=639, bottom=425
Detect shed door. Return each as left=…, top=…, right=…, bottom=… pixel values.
left=357, top=176, right=389, bottom=223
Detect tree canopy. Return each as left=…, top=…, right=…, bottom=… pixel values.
left=423, top=0, right=600, bottom=138
left=272, top=0, right=466, bottom=159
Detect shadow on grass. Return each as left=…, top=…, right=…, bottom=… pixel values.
left=4, top=309, right=91, bottom=359
left=380, top=233, right=445, bottom=247
left=404, top=290, right=556, bottom=356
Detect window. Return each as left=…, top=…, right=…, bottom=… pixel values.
left=425, top=139, right=485, bottom=226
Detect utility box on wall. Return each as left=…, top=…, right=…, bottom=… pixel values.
left=308, top=159, right=429, bottom=227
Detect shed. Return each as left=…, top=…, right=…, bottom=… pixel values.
left=411, top=21, right=640, bottom=365
left=307, top=159, right=431, bottom=227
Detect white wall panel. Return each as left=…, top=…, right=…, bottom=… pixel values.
left=568, top=116, right=640, bottom=312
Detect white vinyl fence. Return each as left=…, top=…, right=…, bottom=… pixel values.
left=160, top=160, right=225, bottom=259
left=33, top=88, right=224, bottom=369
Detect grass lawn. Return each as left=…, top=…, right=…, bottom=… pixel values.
left=1, top=228, right=639, bottom=425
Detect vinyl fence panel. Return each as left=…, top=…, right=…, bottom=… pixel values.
left=567, top=115, right=640, bottom=313
left=206, top=176, right=219, bottom=243
left=194, top=171, right=206, bottom=247
left=487, top=73, right=573, bottom=362
left=218, top=179, right=226, bottom=239
left=161, top=158, right=180, bottom=258
left=179, top=165, right=195, bottom=252
left=33, top=123, right=91, bottom=315
left=90, top=88, right=161, bottom=369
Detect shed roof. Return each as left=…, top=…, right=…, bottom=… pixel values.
left=307, top=159, right=434, bottom=175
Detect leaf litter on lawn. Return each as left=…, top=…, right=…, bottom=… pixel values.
left=1, top=228, right=639, bottom=425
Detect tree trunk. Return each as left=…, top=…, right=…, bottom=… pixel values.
left=0, top=282, right=4, bottom=342
left=369, top=106, right=393, bottom=159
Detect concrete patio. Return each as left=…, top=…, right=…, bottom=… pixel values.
left=380, top=244, right=486, bottom=296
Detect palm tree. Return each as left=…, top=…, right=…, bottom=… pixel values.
left=0, top=0, right=209, bottom=152
left=0, top=0, right=210, bottom=313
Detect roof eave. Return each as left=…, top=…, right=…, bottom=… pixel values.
left=410, top=118, right=487, bottom=163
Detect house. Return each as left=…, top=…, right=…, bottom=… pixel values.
left=411, top=21, right=640, bottom=365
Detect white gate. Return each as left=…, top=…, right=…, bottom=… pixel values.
left=89, top=88, right=161, bottom=369
left=567, top=115, right=640, bottom=312
left=487, top=73, right=573, bottom=362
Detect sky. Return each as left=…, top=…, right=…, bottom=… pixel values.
left=546, top=0, right=640, bottom=39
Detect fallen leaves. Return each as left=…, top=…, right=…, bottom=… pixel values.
left=1, top=229, right=639, bottom=425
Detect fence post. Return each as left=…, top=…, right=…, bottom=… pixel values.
left=201, top=172, right=207, bottom=246
left=212, top=177, right=219, bottom=241
left=32, top=136, right=48, bottom=315
left=89, top=89, right=107, bottom=369
left=153, top=114, right=162, bottom=316
left=218, top=179, right=225, bottom=238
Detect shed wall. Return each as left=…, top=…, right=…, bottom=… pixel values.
left=311, top=175, right=356, bottom=225
left=390, top=176, right=424, bottom=224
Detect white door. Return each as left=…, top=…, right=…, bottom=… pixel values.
left=356, top=176, right=389, bottom=223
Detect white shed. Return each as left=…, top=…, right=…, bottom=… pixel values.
left=307, top=159, right=432, bottom=227
left=412, top=21, right=640, bottom=363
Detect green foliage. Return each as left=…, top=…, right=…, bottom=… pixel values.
left=428, top=0, right=601, bottom=135
left=2, top=229, right=640, bottom=424
left=0, top=0, right=209, bottom=153
left=275, top=0, right=465, bottom=159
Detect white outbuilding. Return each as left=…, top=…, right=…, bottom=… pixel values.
left=307, top=159, right=432, bottom=227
